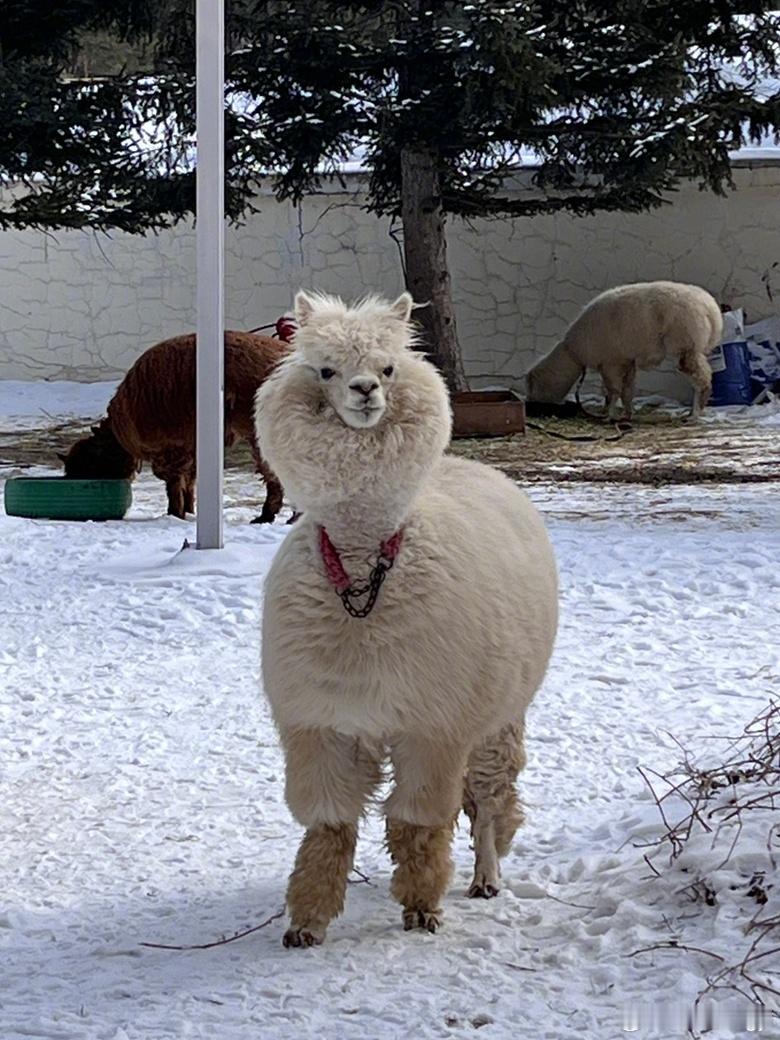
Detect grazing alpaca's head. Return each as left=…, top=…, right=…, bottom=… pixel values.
left=525, top=342, right=584, bottom=404
left=59, top=421, right=137, bottom=480
left=254, top=291, right=452, bottom=523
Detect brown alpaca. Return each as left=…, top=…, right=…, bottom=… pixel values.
left=61, top=331, right=289, bottom=521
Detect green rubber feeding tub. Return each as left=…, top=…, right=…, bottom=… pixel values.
left=4, top=477, right=132, bottom=521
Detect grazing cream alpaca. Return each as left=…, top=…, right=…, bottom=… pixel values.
left=255, top=291, right=558, bottom=946
left=526, top=281, right=723, bottom=419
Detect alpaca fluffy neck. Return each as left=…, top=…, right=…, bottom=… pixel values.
left=529, top=342, right=584, bottom=403
left=255, top=353, right=451, bottom=558
left=95, top=422, right=136, bottom=475
left=309, top=491, right=414, bottom=559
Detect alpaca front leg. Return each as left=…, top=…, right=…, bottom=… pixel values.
left=165, top=477, right=187, bottom=519
left=386, top=820, right=455, bottom=932
left=281, top=728, right=381, bottom=947
left=183, top=483, right=195, bottom=515
left=151, top=457, right=187, bottom=519
left=284, top=822, right=357, bottom=947
left=183, top=463, right=196, bottom=515
left=385, top=738, right=466, bottom=933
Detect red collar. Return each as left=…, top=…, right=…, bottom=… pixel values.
left=318, top=526, right=404, bottom=618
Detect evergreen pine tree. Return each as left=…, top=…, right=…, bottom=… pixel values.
left=3, top=1, right=780, bottom=386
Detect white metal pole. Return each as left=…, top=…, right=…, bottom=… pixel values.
left=195, top=0, right=225, bottom=550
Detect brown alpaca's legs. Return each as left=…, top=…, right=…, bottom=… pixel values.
left=249, top=441, right=284, bottom=524
left=463, top=722, right=526, bottom=899
left=384, top=738, right=467, bottom=932
left=151, top=455, right=190, bottom=519
left=182, top=461, right=196, bottom=515
left=281, top=728, right=382, bottom=947
left=680, top=350, right=713, bottom=418
left=183, top=482, right=195, bottom=516
left=166, top=478, right=186, bottom=519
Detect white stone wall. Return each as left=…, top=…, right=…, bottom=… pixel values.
left=2, top=163, right=779, bottom=402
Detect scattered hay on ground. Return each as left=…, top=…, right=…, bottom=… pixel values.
left=2, top=404, right=779, bottom=485
left=450, top=409, right=779, bottom=485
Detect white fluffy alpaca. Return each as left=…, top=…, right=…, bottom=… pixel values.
left=526, top=281, right=723, bottom=419
left=255, top=291, right=558, bottom=946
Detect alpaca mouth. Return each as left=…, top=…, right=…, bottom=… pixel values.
left=344, top=404, right=384, bottom=428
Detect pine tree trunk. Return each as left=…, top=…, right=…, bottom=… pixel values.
left=400, top=147, right=466, bottom=392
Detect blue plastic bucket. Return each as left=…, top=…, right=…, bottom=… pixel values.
left=709, top=341, right=754, bottom=406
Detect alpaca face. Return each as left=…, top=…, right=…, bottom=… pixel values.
left=60, top=427, right=136, bottom=480
left=292, top=291, right=414, bottom=430
left=311, top=355, right=393, bottom=429
left=254, top=291, right=452, bottom=518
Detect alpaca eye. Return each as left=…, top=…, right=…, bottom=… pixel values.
left=383, top=366, right=394, bottom=377
left=320, top=367, right=335, bottom=380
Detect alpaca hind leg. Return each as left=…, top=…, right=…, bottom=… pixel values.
left=385, top=737, right=467, bottom=932
left=282, top=728, right=381, bottom=947
left=679, top=350, right=712, bottom=418
left=249, top=442, right=283, bottom=524
left=620, top=363, right=637, bottom=421
left=599, top=364, right=625, bottom=421
left=463, top=722, right=526, bottom=899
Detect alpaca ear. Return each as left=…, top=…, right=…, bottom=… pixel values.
left=389, top=292, right=414, bottom=323
left=294, top=290, right=316, bottom=327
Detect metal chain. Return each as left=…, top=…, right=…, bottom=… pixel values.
left=338, top=555, right=396, bottom=618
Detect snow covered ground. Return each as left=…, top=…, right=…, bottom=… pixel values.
left=0, top=380, right=118, bottom=431
left=1, top=391, right=779, bottom=1039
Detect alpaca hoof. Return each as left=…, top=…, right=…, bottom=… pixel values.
left=250, top=513, right=274, bottom=525
left=402, top=908, right=442, bottom=933
left=467, top=879, right=500, bottom=899
left=282, top=926, right=324, bottom=948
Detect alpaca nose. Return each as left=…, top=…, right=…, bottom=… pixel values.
left=350, top=378, right=379, bottom=398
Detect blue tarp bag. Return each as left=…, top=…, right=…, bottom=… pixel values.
left=709, top=341, right=754, bottom=406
